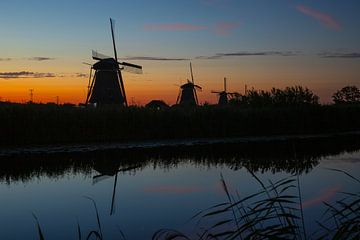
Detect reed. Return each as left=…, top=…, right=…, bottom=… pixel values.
left=153, top=169, right=360, bottom=240
left=1, top=102, right=360, bottom=147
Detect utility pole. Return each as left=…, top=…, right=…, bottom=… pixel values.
left=29, top=89, right=34, bottom=103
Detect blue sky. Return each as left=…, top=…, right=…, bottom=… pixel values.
left=0, top=0, right=359, bottom=104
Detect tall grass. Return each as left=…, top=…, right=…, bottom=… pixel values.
left=1, top=102, right=360, bottom=147
left=153, top=170, right=360, bottom=240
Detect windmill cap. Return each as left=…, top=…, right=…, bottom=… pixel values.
left=93, top=58, right=119, bottom=70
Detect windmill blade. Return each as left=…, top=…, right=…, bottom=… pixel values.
left=190, top=62, right=194, bottom=84
left=110, top=172, right=118, bottom=215
left=82, top=62, right=93, bottom=66
left=120, top=62, right=143, bottom=74
left=110, top=18, right=119, bottom=64
left=92, top=50, right=112, bottom=60
left=194, top=84, right=202, bottom=90
left=92, top=174, right=112, bottom=185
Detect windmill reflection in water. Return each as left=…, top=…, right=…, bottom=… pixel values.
left=93, top=161, right=141, bottom=215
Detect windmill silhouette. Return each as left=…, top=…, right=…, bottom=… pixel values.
left=85, top=18, right=142, bottom=106
left=211, top=78, right=239, bottom=105
left=176, top=63, right=202, bottom=106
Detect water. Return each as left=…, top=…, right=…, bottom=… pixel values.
left=0, top=137, right=359, bottom=239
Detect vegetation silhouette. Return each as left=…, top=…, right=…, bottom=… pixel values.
left=332, top=85, right=360, bottom=104
left=229, top=85, right=319, bottom=106
left=0, top=102, right=360, bottom=147
left=152, top=171, right=360, bottom=240
left=0, top=134, right=360, bottom=184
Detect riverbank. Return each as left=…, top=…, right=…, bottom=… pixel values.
left=1, top=102, right=359, bottom=148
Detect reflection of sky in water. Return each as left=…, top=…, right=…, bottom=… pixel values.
left=0, top=152, right=359, bottom=239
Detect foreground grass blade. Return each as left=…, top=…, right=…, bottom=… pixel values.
left=32, top=213, right=45, bottom=240
left=84, top=196, right=103, bottom=239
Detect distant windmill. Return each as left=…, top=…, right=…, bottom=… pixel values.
left=211, top=78, right=239, bottom=105
left=85, top=18, right=142, bottom=106
left=176, top=62, right=202, bottom=106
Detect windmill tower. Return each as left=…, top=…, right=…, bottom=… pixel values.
left=176, top=63, right=202, bottom=106
left=211, top=78, right=239, bottom=105
left=85, top=18, right=142, bottom=106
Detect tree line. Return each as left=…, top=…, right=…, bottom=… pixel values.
left=227, top=85, right=360, bottom=106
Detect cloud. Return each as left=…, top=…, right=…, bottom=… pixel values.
left=0, top=71, right=56, bottom=79
left=302, top=186, right=341, bottom=208
left=0, top=58, right=12, bottom=61
left=28, top=57, right=56, bottom=61
left=196, top=51, right=299, bottom=59
left=123, top=56, right=189, bottom=61
left=319, top=52, right=360, bottom=59
left=144, top=23, right=208, bottom=31
left=75, top=73, right=88, bottom=78
left=297, top=5, right=341, bottom=31
left=214, top=22, right=240, bottom=36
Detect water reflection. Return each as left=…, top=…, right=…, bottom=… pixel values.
left=0, top=134, right=360, bottom=184
left=0, top=135, right=359, bottom=239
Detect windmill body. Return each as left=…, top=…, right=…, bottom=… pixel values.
left=218, top=91, right=229, bottom=105
left=88, top=58, right=125, bottom=105
left=177, top=63, right=202, bottom=106
left=178, top=81, right=198, bottom=105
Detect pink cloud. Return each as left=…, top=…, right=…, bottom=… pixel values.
left=144, top=23, right=208, bottom=31
left=214, top=22, right=240, bottom=36
left=297, top=5, right=341, bottom=31
left=144, top=185, right=203, bottom=194
left=302, top=186, right=341, bottom=208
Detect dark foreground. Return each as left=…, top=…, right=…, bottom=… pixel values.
left=1, top=102, right=360, bottom=147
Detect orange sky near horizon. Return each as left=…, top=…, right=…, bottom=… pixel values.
left=1, top=56, right=359, bottom=105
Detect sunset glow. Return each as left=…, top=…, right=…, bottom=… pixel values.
left=1, top=1, right=359, bottom=105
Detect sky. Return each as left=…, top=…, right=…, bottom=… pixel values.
left=0, top=0, right=359, bottom=105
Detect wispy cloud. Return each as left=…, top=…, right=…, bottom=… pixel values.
left=0, top=58, right=12, bottom=61
left=196, top=51, right=299, bottom=59
left=28, top=57, right=56, bottom=61
left=75, top=73, right=88, bottom=78
left=297, top=5, right=341, bottom=31
left=144, top=23, right=208, bottom=31
left=319, top=52, right=360, bottom=59
left=0, top=71, right=56, bottom=79
left=302, top=186, right=341, bottom=208
left=123, top=56, right=189, bottom=61
left=214, top=22, right=240, bottom=36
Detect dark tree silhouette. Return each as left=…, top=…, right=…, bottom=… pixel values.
left=229, top=85, right=319, bottom=106
left=332, top=86, right=360, bottom=104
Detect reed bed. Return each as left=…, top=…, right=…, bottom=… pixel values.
left=1, top=102, right=360, bottom=147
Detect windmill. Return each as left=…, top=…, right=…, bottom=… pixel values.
left=211, top=78, right=239, bottom=105
left=85, top=18, right=142, bottom=106
left=176, top=62, right=202, bottom=106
